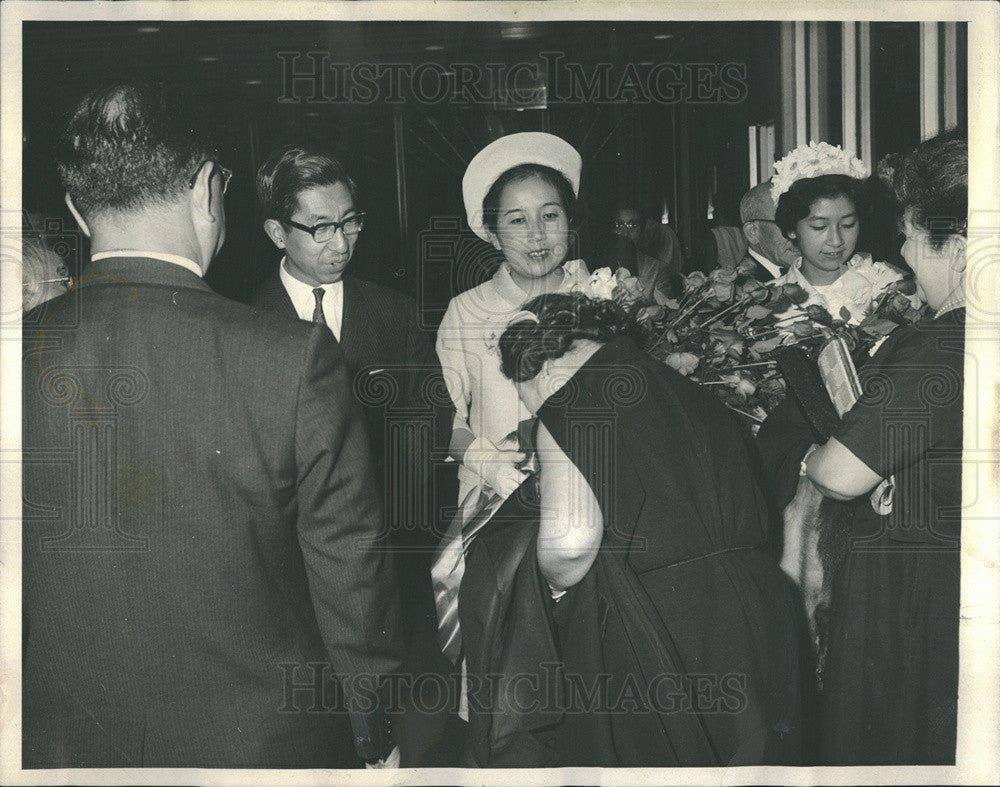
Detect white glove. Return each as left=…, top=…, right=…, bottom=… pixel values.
left=464, top=435, right=528, bottom=498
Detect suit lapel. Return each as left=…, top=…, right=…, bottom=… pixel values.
left=264, top=273, right=299, bottom=321
left=339, top=276, right=373, bottom=369
left=756, top=259, right=776, bottom=281
left=745, top=255, right=776, bottom=282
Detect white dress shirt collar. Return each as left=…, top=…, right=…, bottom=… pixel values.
left=279, top=257, right=345, bottom=340
left=747, top=248, right=783, bottom=280
left=90, top=250, right=203, bottom=277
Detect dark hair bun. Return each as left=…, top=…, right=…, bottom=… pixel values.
left=499, top=292, right=629, bottom=382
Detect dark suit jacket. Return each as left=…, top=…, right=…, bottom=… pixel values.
left=741, top=251, right=780, bottom=282
left=252, top=271, right=451, bottom=473
left=22, top=257, right=401, bottom=768
left=252, top=271, right=454, bottom=707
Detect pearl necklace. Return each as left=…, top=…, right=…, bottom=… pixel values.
left=934, top=294, right=966, bottom=318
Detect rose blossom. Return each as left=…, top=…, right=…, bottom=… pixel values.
left=665, top=352, right=699, bottom=376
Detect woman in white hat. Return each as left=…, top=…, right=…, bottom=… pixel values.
left=435, top=132, right=591, bottom=509
left=430, top=133, right=592, bottom=691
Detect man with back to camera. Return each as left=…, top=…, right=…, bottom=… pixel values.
left=739, top=179, right=800, bottom=281
left=22, top=83, right=402, bottom=768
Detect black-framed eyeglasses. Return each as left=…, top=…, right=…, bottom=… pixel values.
left=188, top=160, right=233, bottom=194
left=613, top=220, right=641, bottom=230
left=283, top=213, right=366, bottom=243
left=748, top=218, right=779, bottom=224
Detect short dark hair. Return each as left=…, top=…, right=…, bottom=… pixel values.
left=481, top=163, right=577, bottom=237
left=255, top=145, right=359, bottom=221
left=879, top=128, right=967, bottom=250
left=56, top=83, right=214, bottom=219
left=499, top=292, right=629, bottom=382
left=774, top=174, right=871, bottom=239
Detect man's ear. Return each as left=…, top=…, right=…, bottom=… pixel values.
left=741, top=221, right=758, bottom=245
left=263, top=219, right=287, bottom=250
left=64, top=193, right=90, bottom=238
left=189, top=161, right=220, bottom=224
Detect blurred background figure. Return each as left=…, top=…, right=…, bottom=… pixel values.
left=614, top=203, right=686, bottom=272
left=606, top=202, right=684, bottom=300
left=703, top=224, right=749, bottom=272
left=21, top=212, right=70, bottom=313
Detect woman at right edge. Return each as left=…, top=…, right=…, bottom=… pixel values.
left=806, top=128, right=967, bottom=764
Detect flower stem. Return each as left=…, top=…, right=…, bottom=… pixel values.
left=771, top=313, right=809, bottom=327
left=695, top=295, right=749, bottom=329
left=668, top=293, right=712, bottom=328
left=724, top=404, right=766, bottom=423
left=728, top=360, right=778, bottom=370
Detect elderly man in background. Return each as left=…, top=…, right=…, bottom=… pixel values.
left=739, top=179, right=799, bottom=281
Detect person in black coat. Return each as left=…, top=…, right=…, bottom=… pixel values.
left=22, top=83, right=401, bottom=768
left=459, top=292, right=807, bottom=766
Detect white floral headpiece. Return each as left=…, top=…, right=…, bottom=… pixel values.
left=771, top=141, right=869, bottom=203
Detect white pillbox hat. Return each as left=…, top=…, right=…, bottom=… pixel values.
left=462, top=132, right=582, bottom=242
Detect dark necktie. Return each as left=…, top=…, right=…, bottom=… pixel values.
left=311, top=287, right=326, bottom=325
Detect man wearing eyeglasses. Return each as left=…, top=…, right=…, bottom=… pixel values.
left=609, top=204, right=685, bottom=300
left=22, top=84, right=402, bottom=769
left=252, top=146, right=457, bottom=765
left=739, top=179, right=800, bottom=281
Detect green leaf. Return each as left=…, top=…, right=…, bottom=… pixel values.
left=861, top=318, right=900, bottom=337
left=750, top=334, right=784, bottom=353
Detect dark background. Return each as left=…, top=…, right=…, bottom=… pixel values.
left=22, top=21, right=966, bottom=323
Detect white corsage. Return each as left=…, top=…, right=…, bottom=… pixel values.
left=574, top=266, right=645, bottom=306
left=582, top=267, right=618, bottom=300
left=771, top=141, right=869, bottom=203
left=823, top=256, right=904, bottom=324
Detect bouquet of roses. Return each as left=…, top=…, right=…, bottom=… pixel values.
left=579, top=260, right=926, bottom=429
